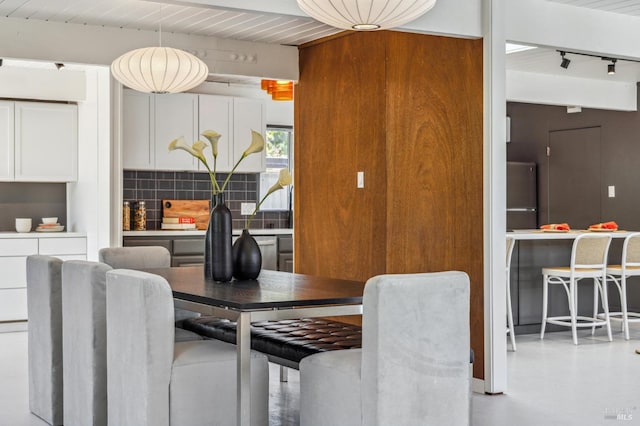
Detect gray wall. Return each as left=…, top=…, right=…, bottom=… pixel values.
left=0, top=183, right=67, bottom=231
left=507, top=84, right=640, bottom=231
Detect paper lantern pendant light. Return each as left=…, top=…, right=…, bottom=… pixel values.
left=111, top=47, right=208, bottom=94
left=296, top=0, right=437, bottom=31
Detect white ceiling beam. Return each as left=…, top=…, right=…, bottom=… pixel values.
left=150, top=0, right=483, bottom=38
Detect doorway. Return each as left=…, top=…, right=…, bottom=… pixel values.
left=548, top=126, right=602, bottom=229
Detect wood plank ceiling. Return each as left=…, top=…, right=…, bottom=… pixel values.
left=0, top=0, right=341, bottom=46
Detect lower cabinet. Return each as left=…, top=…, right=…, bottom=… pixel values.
left=124, top=232, right=291, bottom=272
left=0, top=235, right=87, bottom=322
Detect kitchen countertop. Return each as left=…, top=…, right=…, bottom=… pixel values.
left=508, top=229, right=637, bottom=240
left=123, top=229, right=293, bottom=237
left=0, top=231, right=87, bottom=239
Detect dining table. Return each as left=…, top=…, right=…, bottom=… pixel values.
left=141, top=266, right=366, bottom=426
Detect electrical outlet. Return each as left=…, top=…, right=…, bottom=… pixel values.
left=357, top=171, right=364, bottom=189
left=241, top=202, right=256, bottom=215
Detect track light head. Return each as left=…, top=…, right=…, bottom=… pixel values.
left=54, top=62, right=65, bottom=70
left=560, top=51, right=571, bottom=69
left=608, top=59, right=616, bottom=75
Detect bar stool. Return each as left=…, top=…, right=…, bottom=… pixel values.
left=604, top=232, right=640, bottom=340
left=506, top=236, right=517, bottom=351
left=541, top=233, right=613, bottom=345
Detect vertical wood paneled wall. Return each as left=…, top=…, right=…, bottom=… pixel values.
left=295, top=31, right=484, bottom=378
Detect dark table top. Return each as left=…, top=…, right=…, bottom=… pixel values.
left=141, top=266, right=366, bottom=310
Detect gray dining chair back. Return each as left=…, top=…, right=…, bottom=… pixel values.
left=301, top=271, right=470, bottom=426
left=26, top=255, right=64, bottom=426
left=62, top=260, right=112, bottom=426
left=99, top=246, right=200, bottom=325
left=106, top=269, right=269, bottom=426
left=98, top=246, right=170, bottom=269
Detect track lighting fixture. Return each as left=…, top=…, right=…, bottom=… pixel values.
left=559, top=51, right=571, bottom=69
left=0, top=59, right=3, bottom=67
left=556, top=50, right=640, bottom=76
left=55, top=62, right=65, bottom=70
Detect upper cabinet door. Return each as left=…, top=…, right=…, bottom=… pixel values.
left=0, top=101, right=14, bottom=181
left=14, top=102, right=78, bottom=182
left=233, top=98, right=266, bottom=173
left=154, top=93, right=199, bottom=171
left=198, top=94, right=233, bottom=172
left=123, top=90, right=154, bottom=170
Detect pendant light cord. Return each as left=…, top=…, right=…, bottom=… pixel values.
left=158, top=5, right=163, bottom=47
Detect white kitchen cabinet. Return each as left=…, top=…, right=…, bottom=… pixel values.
left=123, top=90, right=154, bottom=170
left=122, top=90, right=265, bottom=173
left=15, top=102, right=78, bottom=182
left=198, top=94, right=233, bottom=172
left=233, top=98, right=266, bottom=173
left=154, top=93, right=198, bottom=171
left=122, top=90, right=198, bottom=171
left=0, top=101, right=77, bottom=182
left=0, top=101, right=14, bottom=181
left=0, top=234, right=87, bottom=321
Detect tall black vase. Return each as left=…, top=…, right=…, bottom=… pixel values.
left=204, top=193, right=233, bottom=282
left=232, top=229, right=262, bottom=280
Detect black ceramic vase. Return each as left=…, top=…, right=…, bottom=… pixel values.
left=232, top=229, right=262, bottom=280
left=204, top=193, right=233, bottom=282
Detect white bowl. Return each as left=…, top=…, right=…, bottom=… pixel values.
left=15, top=218, right=32, bottom=233
left=42, top=217, right=58, bottom=224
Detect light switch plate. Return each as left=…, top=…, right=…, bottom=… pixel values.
left=608, top=186, right=615, bottom=198
left=241, top=202, right=256, bottom=215
left=357, top=171, right=364, bottom=188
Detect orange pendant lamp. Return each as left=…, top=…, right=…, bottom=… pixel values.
left=261, top=80, right=293, bottom=101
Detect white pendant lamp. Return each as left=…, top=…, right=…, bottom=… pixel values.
left=111, top=47, right=208, bottom=94
left=296, top=0, right=437, bottom=31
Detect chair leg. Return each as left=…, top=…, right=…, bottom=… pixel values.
left=541, top=274, right=548, bottom=339
left=600, top=276, right=613, bottom=342
left=621, top=276, right=630, bottom=340
left=592, top=278, right=599, bottom=336
left=570, top=279, right=578, bottom=345
left=506, top=271, right=516, bottom=351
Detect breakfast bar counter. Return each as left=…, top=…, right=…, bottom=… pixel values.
left=506, top=229, right=638, bottom=334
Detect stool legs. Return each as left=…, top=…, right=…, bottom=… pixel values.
left=570, top=279, right=578, bottom=345
left=541, top=273, right=549, bottom=339
left=507, top=269, right=516, bottom=351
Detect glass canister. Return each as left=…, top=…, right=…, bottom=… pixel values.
left=134, top=201, right=147, bottom=231
left=122, top=201, right=131, bottom=231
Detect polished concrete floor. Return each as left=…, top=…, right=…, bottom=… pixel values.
left=2, top=327, right=640, bottom=426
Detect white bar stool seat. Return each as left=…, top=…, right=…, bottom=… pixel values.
left=541, top=233, right=613, bottom=345
left=604, top=232, right=640, bottom=340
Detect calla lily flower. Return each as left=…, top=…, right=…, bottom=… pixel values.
left=246, top=168, right=293, bottom=229
left=266, top=169, right=293, bottom=196
left=169, top=137, right=207, bottom=164
left=242, top=130, right=265, bottom=157
left=201, top=130, right=221, bottom=158
left=169, top=129, right=265, bottom=195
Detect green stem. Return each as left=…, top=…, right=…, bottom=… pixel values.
left=246, top=191, right=271, bottom=229
left=220, top=154, right=246, bottom=193
left=202, top=161, right=220, bottom=194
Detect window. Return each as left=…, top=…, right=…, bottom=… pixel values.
left=259, top=126, right=293, bottom=211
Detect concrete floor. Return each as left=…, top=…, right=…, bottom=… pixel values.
left=2, top=327, right=640, bottom=426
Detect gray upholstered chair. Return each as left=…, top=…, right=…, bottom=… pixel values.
left=98, top=246, right=200, bottom=325
left=106, top=269, right=269, bottom=426
left=62, top=260, right=112, bottom=426
left=300, top=271, right=471, bottom=426
left=61, top=260, right=203, bottom=426
left=26, top=255, right=64, bottom=426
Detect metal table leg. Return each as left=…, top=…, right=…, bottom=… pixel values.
left=237, top=311, right=251, bottom=426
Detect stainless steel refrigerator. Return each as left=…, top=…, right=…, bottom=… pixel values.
left=507, top=162, right=537, bottom=230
